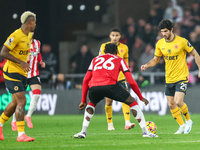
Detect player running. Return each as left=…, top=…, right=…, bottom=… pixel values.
left=74, top=43, right=158, bottom=138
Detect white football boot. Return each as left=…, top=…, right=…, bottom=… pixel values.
left=174, top=124, right=185, bottom=134
left=74, top=132, right=86, bottom=139
left=184, top=119, right=193, bottom=134
left=108, top=123, right=115, bottom=130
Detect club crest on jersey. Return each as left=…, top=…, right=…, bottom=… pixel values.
left=187, top=41, right=192, bottom=47
left=168, top=49, right=171, bottom=54
left=175, top=45, right=178, bottom=49
left=8, top=37, right=14, bottom=43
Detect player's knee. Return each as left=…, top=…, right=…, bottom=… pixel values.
left=124, top=95, right=135, bottom=105
left=168, top=101, right=176, bottom=109
left=105, top=98, right=113, bottom=106
left=86, top=104, right=95, bottom=114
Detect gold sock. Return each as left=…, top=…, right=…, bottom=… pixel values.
left=122, top=103, right=130, bottom=123
left=16, top=121, right=25, bottom=132
left=180, top=103, right=190, bottom=121
left=170, top=106, right=184, bottom=125
left=105, top=104, right=112, bottom=123
left=0, top=112, right=10, bottom=124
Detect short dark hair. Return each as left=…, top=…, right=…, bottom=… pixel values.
left=158, top=19, right=173, bottom=30
left=104, top=43, right=118, bottom=54
left=110, top=27, right=121, bottom=34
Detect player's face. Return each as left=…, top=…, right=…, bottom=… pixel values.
left=109, top=32, right=121, bottom=44
left=30, top=19, right=36, bottom=32
left=160, top=28, right=173, bottom=40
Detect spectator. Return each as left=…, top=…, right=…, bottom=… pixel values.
left=139, top=23, right=157, bottom=47
left=138, top=43, right=155, bottom=72
left=130, top=36, right=146, bottom=68
left=180, top=9, right=193, bottom=27
left=70, top=44, right=94, bottom=89
left=171, top=8, right=183, bottom=23
left=152, top=0, right=164, bottom=22
left=137, top=19, right=146, bottom=36
left=191, top=0, right=200, bottom=24
left=39, top=44, right=57, bottom=86
left=194, top=25, right=200, bottom=42
left=147, top=8, right=160, bottom=28
left=121, top=16, right=137, bottom=38
left=126, top=25, right=136, bottom=56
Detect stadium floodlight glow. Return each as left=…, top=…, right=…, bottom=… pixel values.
left=67, top=4, right=73, bottom=11
left=80, top=5, right=85, bottom=11
left=94, top=5, right=100, bottom=11
left=12, top=13, right=18, bottom=19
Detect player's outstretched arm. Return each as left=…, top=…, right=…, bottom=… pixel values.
left=141, top=56, right=160, bottom=72
left=81, top=71, right=92, bottom=104
left=190, top=49, right=200, bottom=78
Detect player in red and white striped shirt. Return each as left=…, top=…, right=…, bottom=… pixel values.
left=11, top=33, right=45, bottom=130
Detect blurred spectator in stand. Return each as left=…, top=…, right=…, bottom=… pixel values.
left=126, top=25, right=136, bottom=57
left=182, top=19, right=197, bottom=40
left=152, top=0, right=164, bottom=22
left=129, top=59, right=138, bottom=73
left=139, top=23, right=157, bottom=47
left=191, top=0, right=200, bottom=24
left=194, top=25, right=200, bottom=42
left=70, top=44, right=94, bottom=89
left=0, top=49, right=6, bottom=89
left=121, top=16, right=137, bottom=38
left=119, top=32, right=127, bottom=44
left=138, top=43, right=156, bottom=72
left=163, top=0, right=183, bottom=22
left=155, top=30, right=163, bottom=45
left=180, top=9, right=193, bottom=28
left=130, top=36, right=146, bottom=68
left=51, top=73, right=66, bottom=90
left=153, top=57, right=165, bottom=84
left=173, top=23, right=182, bottom=36
left=39, top=44, right=57, bottom=87
left=137, top=19, right=146, bottom=36
left=171, top=8, right=183, bottom=23
left=147, top=8, right=160, bottom=29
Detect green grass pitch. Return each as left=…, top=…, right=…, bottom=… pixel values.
left=0, top=114, right=200, bottom=150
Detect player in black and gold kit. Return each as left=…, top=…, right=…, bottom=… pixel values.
left=99, top=28, right=135, bottom=130
left=0, top=11, right=36, bottom=142
left=141, top=19, right=200, bottom=134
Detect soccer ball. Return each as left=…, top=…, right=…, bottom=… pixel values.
left=146, top=121, right=157, bottom=134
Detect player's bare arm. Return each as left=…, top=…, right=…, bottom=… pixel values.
left=39, top=61, right=45, bottom=68
left=190, top=49, right=200, bottom=78
left=141, top=55, right=160, bottom=71
left=1, top=46, right=30, bottom=72
left=140, top=98, right=149, bottom=106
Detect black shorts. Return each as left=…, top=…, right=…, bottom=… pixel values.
left=88, top=82, right=130, bottom=105
left=27, top=76, right=41, bottom=86
left=118, top=79, right=128, bottom=90
left=165, top=80, right=188, bottom=96
left=3, top=71, right=27, bottom=94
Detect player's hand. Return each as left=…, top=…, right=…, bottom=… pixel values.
left=40, top=61, right=46, bottom=68
left=141, top=98, right=149, bottom=106
left=79, top=102, right=87, bottom=110
left=20, top=61, right=30, bottom=72
left=141, top=64, right=147, bottom=72
left=198, top=71, right=200, bottom=78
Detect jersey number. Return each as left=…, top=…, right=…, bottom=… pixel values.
left=94, top=57, right=115, bottom=71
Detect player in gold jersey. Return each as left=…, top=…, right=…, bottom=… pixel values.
left=141, top=19, right=200, bottom=134
left=0, top=11, right=36, bottom=142
left=99, top=27, right=135, bottom=130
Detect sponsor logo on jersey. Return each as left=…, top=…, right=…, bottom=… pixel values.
left=8, top=37, right=14, bottom=43
left=19, top=50, right=29, bottom=55
left=164, top=55, right=178, bottom=60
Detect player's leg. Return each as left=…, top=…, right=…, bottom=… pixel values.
left=0, top=96, right=17, bottom=140
left=14, top=92, right=35, bottom=142
left=124, top=95, right=158, bottom=137
left=120, top=81, right=135, bottom=130
left=105, top=97, right=115, bottom=130
left=174, top=92, right=193, bottom=134
left=74, top=102, right=95, bottom=139
left=167, top=95, right=185, bottom=134
left=25, top=83, right=41, bottom=128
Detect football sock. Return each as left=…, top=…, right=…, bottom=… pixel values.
left=180, top=103, right=190, bottom=121
left=81, top=105, right=95, bottom=133
left=170, top=106, right=184, bottom=125
left=27, top=93, right=40, bottom=117
left=16, top=121, right=25, bottom=137
left=122, top=103, right=131, bottom=124
left=0, top=112, right=10, bottom=126
left=105, top=104, right=113, bottom=124
left=130, top=105, right=148, bottom=133
left=12, top=113, right=16, bottom=122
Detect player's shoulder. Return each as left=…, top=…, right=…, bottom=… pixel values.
left=10, top=28, right=22, bottom=38
left=175, top=35, right=187, bottom=42
left=100, top=42, right=110, bottom=47
left=118, top=42, right=128, bottom=49
left=157, top=38, right=165, bottom=45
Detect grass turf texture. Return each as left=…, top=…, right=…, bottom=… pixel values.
left=0, top=114, right=200, bottom=150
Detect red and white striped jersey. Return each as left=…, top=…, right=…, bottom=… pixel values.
left=27, top=39, right=42, bottom=78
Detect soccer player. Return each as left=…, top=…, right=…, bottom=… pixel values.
left=0, top=11, right=36, bottom=142
left=74, top=43, right=158, bottom=138
left=99, top=27, right=135, bottom=130
left=141, top=19, right=200, bottom=134
left=11, top=32, right=45, bottom=130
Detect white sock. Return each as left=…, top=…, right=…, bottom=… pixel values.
left=27, top=94, right=40, bottom=117
left=81, top=105, right=95, bottom=133
left=12, top=113, right=16, bottom=122
left=108, top=123, right=114, bottom=126
left=125, top=120, right=131, bottom=125
left=130, top=105, right=148, bottom=133
left=0, top=122, right=3, bottom=127
left=18, top=131, right=25, bottom=137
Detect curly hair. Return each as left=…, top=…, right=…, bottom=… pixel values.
left=158, top=19, right=173, bottom=31
left=104, top=43, right=118, bottom=54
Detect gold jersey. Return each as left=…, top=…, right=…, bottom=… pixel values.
left=155, top=35, right=194, bottom=83
left=3, top=28, right=32, bottom=77
left=99, top=42, right=129, bottom=81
